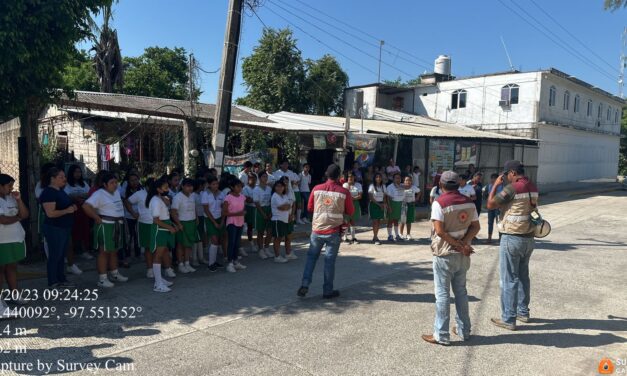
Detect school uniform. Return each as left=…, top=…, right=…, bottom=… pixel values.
left=148, top=195, right=175, bottom=252
left=253, top=185, right=272, bottom=231
left=343, top=182, right=362, bottom=222
left=271, top=193, right=291, bottom=238
left=0, top=194, right=26, bottom=265
left=201, top=190, right=224, bottom=237
left=128, top=189, right=152, bottom=249
left=402, top=185, right=421, bottom=223
left=195, top=191, right=207, bottom=238
left=386, top=184, right=405, bottom=221
left=368, top=184, right=387, bottom=220
left=85, top=189, right=125, bottom=252
left=172, top=192, right=200, bottom=248
left=243, top=185, right=257, bottom=229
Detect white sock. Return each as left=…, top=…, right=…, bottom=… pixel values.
left=387, top=227, right=393, bottom=236
left=99, top=274, right=107, bottom=281
left=394, top=225, right=399, bottom=237
left=153, top=264, right=163, bottom=285
left=350, top=227, right=355, bottom=237
left=209, top=245, right=218, bottom=265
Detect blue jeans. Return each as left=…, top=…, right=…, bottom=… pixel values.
left=301, top=232, right=341, bottom=295
left=301, top=192, right=310, bottom=219
left=226, top=224, right=243, bottom=263
left=499, top=234, right=535, bottom=325
left=487, top=209, right=499, bottom=236
left=42, top=224, right=71, bottom=286
left=432, top=253, right=471, bottom=343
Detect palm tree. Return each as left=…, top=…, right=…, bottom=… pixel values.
left=91, top=2, right=123, bottom=93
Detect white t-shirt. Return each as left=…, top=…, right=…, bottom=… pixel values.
left=85, top=189, right=124, bottom=222
left=238, top=170, right=251, bottom=184
left=195, top=191, right=206, bottom=218
left=243, top=185, right=256, bottom=207
left=299, top=172, right=312, bottom=192
left=149, top=196, right=170, bottom=221
left=64, top=183, right=89, bottom=197
left=265, top=171, right=277, bottom=186
left=412, top=172, right=421, bottom=188
left=0, top=195, right=25, bottom=243
left=201, top=190, right=223, bottom=219
left=253, top=185, right=272, bottom=207
left=171, top=192, right=197, bottom=221
left=274, top=169, right=300, bottom=192
left=386, top=184, right=405, bottom=202
left=458, top=184, right=475, bottom=198
left=431, top=201, right=478, bottom=223
left=121, top=188, right=141, bottom=219
left=343, top=182, right=362, bottom=200
left=271, top=193, right=291, bottom=223
left=403, top=185, right=420, bottom=203
left=368, top=184, right=387, bottom=202
left=127, top=189, right=152, bottom=224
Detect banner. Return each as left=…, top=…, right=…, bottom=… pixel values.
left=224, top=151, right=266, bottom=175
left=454, top=141, right=477, bottom=167
left=354, top=150, right=375, bottom=168
left=347, top=133, right=377, bottom=151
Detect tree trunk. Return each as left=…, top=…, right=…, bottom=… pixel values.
left=19, top=98, right=44, bottom=255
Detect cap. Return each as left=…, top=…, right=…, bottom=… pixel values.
left=503, top=160, right=522, bottom=174
left=440, top=170, right=459, bottom=185
left=325, top=164, right=341, bottom=180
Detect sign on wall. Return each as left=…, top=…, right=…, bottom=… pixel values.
left=428, top=139, right=455, bottom=173
left=454, top=141, right=478, bottom=168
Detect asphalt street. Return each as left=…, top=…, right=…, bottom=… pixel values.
left=2, top=191, right=626, bottom=375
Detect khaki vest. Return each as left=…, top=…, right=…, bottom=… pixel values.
left=498, top=178, right=538, bottom=235
left=312, top=190, right=346, bottom=232
left=431, top=191, right=476, bottom=257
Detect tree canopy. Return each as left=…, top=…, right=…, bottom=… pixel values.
left=382, top=76, right=422, bottom=88
left=604, top=0, right=626, bottom=11
left=305, top=55, right=349, bottom=115
left=62, top=49, right=100, bottom=92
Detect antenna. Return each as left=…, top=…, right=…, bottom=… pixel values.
left=619, top=27, right=626, bottom=99
left=500, top=36, right=515, bottom=72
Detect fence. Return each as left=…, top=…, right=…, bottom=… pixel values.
left=0, top=160, right=20, bottom=190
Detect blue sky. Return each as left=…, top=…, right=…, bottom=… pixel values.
left=93, top=0, right=625, bottom=104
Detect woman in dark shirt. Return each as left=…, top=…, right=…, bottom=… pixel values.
left=40, top=168, right=77, bottom=287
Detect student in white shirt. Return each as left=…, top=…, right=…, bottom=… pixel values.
left=238, top=161, right=253, bottom=184
left=120, top=172, right=142, bottom=268
left=171, top=178, right=199, bottom=274
left=274, top=160, right=303, bottom=225
left=242, top=174, right=258, bottom=254
left=342, top=172, right=362, bottom=244
left=270, top=180, right=293, bottom=263
left=147, top=178, right=177, bottom=293
left=399, top=175, right=420, bottom=240
left=253, top=172, right=273, bottom=259
left=385, top=173, right=405, bottom=242
left=82, top=172, right=129, bottom=288
left=128, top=178, right=156, bottom=279
left=299, top=163, right=312, bottom=223
left=458, top=174, right=476, bottom=200
left=202, top=175, right=225, bottom=272
left=192, top=178, right=209, bottom=266
left=368, top=173, right=387, bottom=245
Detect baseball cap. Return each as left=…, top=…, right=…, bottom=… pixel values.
left=503, top=160, right=522, bottom=174
left=325, top=164, right=341, bottom=179
left=440, top=171, right=459, bottom=185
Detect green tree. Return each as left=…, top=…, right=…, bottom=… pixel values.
left=0, top=0, right=109, bottom=250
left=91, top=2, right=123, bottom=93
left=382, top=76, right=422, bottom=88
left=237, top=28, right=306, bottom=113
left=304, top=54, right=349, bottom=115
left=123, top=47, right=190, bottom=100
left=62, top=49, right=99, bottom=92
left=604, top=0, right=626, bottom=11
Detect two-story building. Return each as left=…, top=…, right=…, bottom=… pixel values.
left=345, top=56, right=624, bottom=186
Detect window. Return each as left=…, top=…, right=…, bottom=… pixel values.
left=392, top=96, right=404, bottom=111
left=548, top=86, right=556, bottom=106
left=597, top=103, right=602, bottom=119
left=607, top=106, right=612, bottom=121
left=587, top=100, right=592, bottom=117
left=573, top=95, right=580, bottom=113
left=563, top=91, right=570, bottom=110
left=451, top=89, right=467, bottom=109
left=501, top=84, right=519, bottom=105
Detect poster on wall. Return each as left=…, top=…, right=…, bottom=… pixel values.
left=354, top=150, right=375, bottom=168
left=454, top=141, right=477, bottom=168
left=313, top=135, right=327, bottom=150
left=347, top=133, right=377, bottom=151
left=428, top=139, right=455, bottom=175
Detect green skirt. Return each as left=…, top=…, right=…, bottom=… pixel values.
left=206, top=216, right=225, bottom=237
left=405, top=204, right=415, bottom=223
left=175, top=220, right=200, bottom=248
left=245, top=206, right=256, bottom=227
left=272, top=220, right=289, bottom=238
left=255, top=206, right=271, bottom=232
left=349, top=199, right=361, bottom=222
left=389, top=201, right=402, bottom=221
left=93, top=222, right=123, bottom=252
left=0, top=242, right=26, bottom=265
left=150, top=220, right=175, bottom=253
left=138, top=222, right=152, bottom=249
left=369, top=201, right=385, bottom=220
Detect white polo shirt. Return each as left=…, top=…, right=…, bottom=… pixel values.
left=343, top=182, right=362, bottom=200
left=403, top=186, right=420, bottom=203
left=368, top=184, right=387, bottom=203
left=85, top=189, right=124, bottom=222
left=243, top=185, right=256, bottom=207
left=127, top=189, right=152, bottom=224
left=271, top=193, right=291, bottom=223
left=385, top=184, right=405, bottom=202
left=253, top=185, right=272, bottom=207
left=149, top=196, right=170, bottom=221
left=458, top=184, right=475, bottom=198
left=274, top=169, right=300, bottom=192
left=171, top=192, right=197, bottom=221
left=0, top=195, right=25, bottom=244
left=201, top=190, right=223, bottom=219
left=64, top=183, right=89, bottom=197
left=299, top=172, right=311, bottom=192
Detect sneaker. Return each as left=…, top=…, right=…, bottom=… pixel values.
left=178, top=264, right=190, bottom=274
left=297, top=286, right=308, bottom=297
left=162, top=279, right=174, bottom=287
left=67, top=264, right=83, bottom=275
left=109, top=272, right=128, bottom=282
left=322, top=290, right=340, bottom=299
left=406, top=234, right=413, bottom=241
left=208, top=264, right=218, bottom=272
left=81, top=252, right=94, bottom=260
left=146, top=269, right=154, bottom=279
left=213, top=262, right=224, bottom=269
left=226, top=263, right=237, bottom=273
left=186, top=264, right=197, bottom=273
left=239, top=248, right=248, bottom=257
left=264, top=248, right=274, bottom=258
left=153, top=284, right=171, bottom=293
left=374, top=238, right=381, bottom=245
left=387, top=235, right=395, bottom=242
left=274, top=256, right=288, bottom=263
left=258, top=250, right=268, bottom=260
left=352, top=238, right=359, bottom=244
left=165, top=268, right=177, bottom=278
left=97, top=279, right=115, bottom=288
left=395, top=235, right=404, bottom=242
left=234, top=261, right=247, bottom=270
left=286, top=253, right=298, bottom=260
left=490, top=318, right=516, bottom=331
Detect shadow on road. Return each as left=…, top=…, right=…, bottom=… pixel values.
left=466, top=332, right=626, bottom=349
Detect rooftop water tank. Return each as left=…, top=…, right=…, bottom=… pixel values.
left=434, top=55, right=451, bottom=76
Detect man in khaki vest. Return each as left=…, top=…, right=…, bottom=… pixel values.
left=487, top=160, right=538, bottom=330
left=422, top=171, right=479, bottom=346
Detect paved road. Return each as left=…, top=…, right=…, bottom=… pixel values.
left=3, top=191, right=627, bottom=375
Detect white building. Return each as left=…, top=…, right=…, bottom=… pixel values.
left=345, top=57, right=624, bottom=186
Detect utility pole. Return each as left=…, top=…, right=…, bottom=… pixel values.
left=210, top=0, right=243, bottom=173
left=183, top=53, right=195, bottom=175
left=378, top=40, right=384, bottom=82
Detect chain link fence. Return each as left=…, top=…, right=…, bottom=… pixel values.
left=0, top=160, right=20, bottom=190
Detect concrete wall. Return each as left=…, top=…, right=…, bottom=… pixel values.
left=344, top=86, right=378, bottom=119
